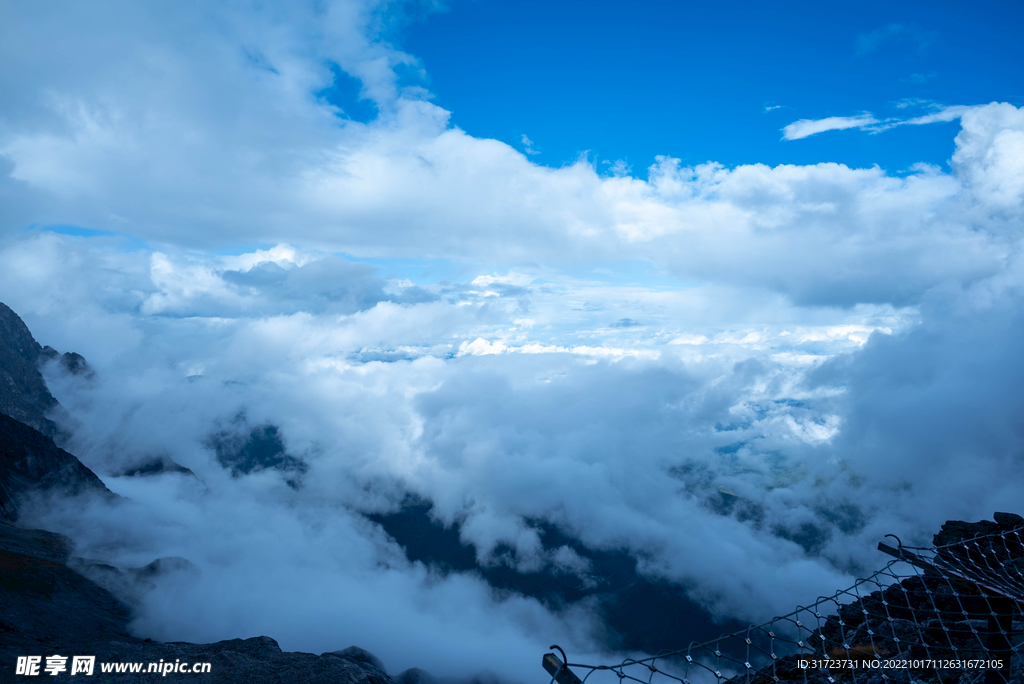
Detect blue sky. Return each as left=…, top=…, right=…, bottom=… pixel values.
left=398, top=0, right=1024, bottom=173
left=1, top=2, right=1024, bottom=681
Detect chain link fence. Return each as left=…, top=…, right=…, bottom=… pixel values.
left=544, top=513, right=1024, bottom=684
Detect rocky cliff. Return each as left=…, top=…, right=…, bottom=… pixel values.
left=0, top=303, right=65, bottom=439
left=0, top=411, right=115, bottom=522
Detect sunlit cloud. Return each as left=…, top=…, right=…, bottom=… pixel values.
left=2, top=2, right=1024, bottom=682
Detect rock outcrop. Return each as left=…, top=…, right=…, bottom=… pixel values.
left=0, top=411, right=116, bottom=522
left=116, top=456, right=195, bottom=478
left=0, top=303, right=64, bottom=439
left=0, top=520, right=132, bottom=656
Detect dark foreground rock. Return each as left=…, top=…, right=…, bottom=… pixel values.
left=1, top=519, right=393, bottom=683
left=6, top=636, right=393, bottom=683
left=80, top=637, right=393, bottom=684
left=0, top=521, right=131, bottom=655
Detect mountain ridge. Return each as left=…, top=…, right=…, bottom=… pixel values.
left=0, top=302, right=66, bottom=439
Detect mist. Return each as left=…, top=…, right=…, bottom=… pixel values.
left=2, top=2, right=1023, bottom=682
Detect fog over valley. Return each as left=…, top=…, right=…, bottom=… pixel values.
left=2, top=2, right=1023, bottom=682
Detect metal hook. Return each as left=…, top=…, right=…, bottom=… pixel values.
left=884, top=534, right=903, bottom=549
left=550, top=645, right=568, bottom=665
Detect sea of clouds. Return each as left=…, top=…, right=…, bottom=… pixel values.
left=2, top=1, right=1024, bottom=682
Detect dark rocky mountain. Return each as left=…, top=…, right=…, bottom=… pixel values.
left=0, top=303, right=66, bottom=439
left=207, top=417, right=308, bottom=478
left=0, top=411, right=116, bottom=522
left=39, top=348, right=93, bottom=378
left=115, top=454, right=196, bottom=478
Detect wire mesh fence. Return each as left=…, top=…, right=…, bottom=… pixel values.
left=544, top=514, right=1024, bottom=684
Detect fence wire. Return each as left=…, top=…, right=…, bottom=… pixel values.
left=545, top=521, right=1023, bottom=684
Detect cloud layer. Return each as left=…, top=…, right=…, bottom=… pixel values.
left=0, top=2, right=1015, bottom=308
left=2, top=2, right=1024, bottom=683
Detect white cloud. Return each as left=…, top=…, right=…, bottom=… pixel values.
left=3, top=1, right=1024, bottom=680
left=470, top=272, right=535, bottom=288
left=781, top=113, right=880, bottom=140
left=520, top=134, right=540, bottom=155
left=782, top=104, right=974, bottom=141
left=952, top=103, right=1024, bottom=213
left=902, top=106, right=971, bottom=125
left=0, top=1, right=1007, bottom=312
left=457, top=337, right=507, bottom=356
left=0, top=1, right=1016, bottom=314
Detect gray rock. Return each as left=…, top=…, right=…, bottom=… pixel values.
left=994, top=511, right=1024, bottom=526
left=70, top=556, right=198, bottom=608
left=116, top=455, right=195, bottom=478
left=206, top=418, right=308, bottom=478
left=0, top=302, right=63, bottom=438
left=84, top=637, right=392, bottom=683
left=0, top=520, right=133, bottom=655
left=55, top=350, right=94, bottom=378
left=129, top=556, right=197, bottom=581
left=932, top=511, right=1024, bottom=547
left=0, top=411, right=117, bottom=521
left=329, top=646, right=389, bottom=674
left=0, top=518, right=72, bottom=563
left=396, top=667, right=441, bottom=684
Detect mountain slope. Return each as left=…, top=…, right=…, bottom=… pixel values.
left=0, top=302, right=64, bottom=438
left=0, top=411, right=116, bottom=522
